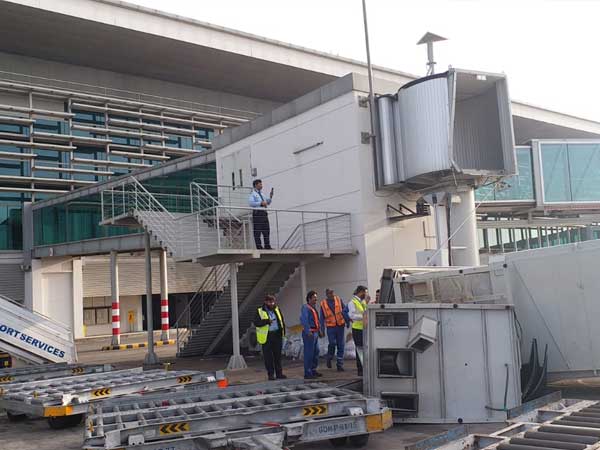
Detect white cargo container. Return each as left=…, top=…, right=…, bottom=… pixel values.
left=363, top=303, right=521, bottom=423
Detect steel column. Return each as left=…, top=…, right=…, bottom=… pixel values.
left=144, top=232, right=160, bottom=366
left=159, top=249, right=169, bottom=341
left=227, top=262, right=247, bottom=370
left=300, top=261, right=307, bottom=305
left=110, top=251, right=120, bottom=345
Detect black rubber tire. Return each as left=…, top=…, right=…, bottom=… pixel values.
left=47, top=414, right=84, bottom=429
left=330, top=437, right=348, bottom=447
left=348, top=434, right=370, bottom=448
left=6, top=411, right=27, bottom=422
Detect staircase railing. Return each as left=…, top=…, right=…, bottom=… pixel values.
left=174, top=263, right=229, bottom=354
left=101, top=177, right=180, bottom=255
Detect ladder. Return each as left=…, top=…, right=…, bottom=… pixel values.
left=0, top=368, right=225, bottom=429
left=85, top=380, right=392, bottom=449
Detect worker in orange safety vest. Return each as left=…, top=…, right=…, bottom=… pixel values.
left=319, top=288, right=350, bottom=371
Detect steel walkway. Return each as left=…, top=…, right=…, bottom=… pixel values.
left=85, top=380, right=392, bottom=449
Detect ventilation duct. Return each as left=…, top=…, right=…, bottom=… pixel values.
left=375, top=69, right=516, bottom=193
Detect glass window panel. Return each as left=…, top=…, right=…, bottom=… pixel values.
left=567, top=143, right=600, bottom=201
left=541, top=144, right=571, bottom=202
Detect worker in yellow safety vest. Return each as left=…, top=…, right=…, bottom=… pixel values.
left=320, top=288, right=350, bottom=371
left=347, top=285, right=368, bottom=376
left=253, top=294, right=287, bottom=380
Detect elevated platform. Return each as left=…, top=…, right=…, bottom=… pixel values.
left=190, top=248, right=355, bottom=266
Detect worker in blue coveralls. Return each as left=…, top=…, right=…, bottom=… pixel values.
left=320, top=288, right=350, bottom=371
left=300, top=290, right=324, bottom=379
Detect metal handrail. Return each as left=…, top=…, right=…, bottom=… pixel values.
left=175, top=264, right=230, bottom=353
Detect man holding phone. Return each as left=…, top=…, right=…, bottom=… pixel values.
left=249, top=179, right=273, bottom=250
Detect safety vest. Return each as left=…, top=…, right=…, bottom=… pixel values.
left=256, top=306, right=284, bottom=345
left=351, top=296, right=366, bottom=330
left=320, top=296, right=345, bottom=327
left=306, top=304, right=320, bottom=333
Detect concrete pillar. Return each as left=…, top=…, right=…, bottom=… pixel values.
left=110, top=251, right=120, bottom=346
left=299, top=261, right=307, bottom=304
left=159, top=249, right=169, bottom=341
left=227, top=262, right=247, bottom=370
left=144, top=232, right=159, bottom=366
left=449, top=189, right=480, bottom=266
left=72, top=258, right=84, bottom=340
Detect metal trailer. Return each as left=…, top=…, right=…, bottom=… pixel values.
left=435, top=394, right=600, bottom=450
left=363, top=303, right=522, bottom=423
left=0, top=368, right=224, bottom=428
left=84, top=380, right=392, bottom=450
left=0, top=362, right=113, bottom=384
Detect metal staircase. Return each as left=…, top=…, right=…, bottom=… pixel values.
left=0, top=294, right=77, bottom=365
left=100, top=177, right=353, bottom=358
left=177, top=262, right=297, bottom=357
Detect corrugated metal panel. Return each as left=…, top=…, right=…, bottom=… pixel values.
left=83, top=257, right=210, bottom=298
left=453, top=86, right=504, bottom=171
left=0, top=263, right=24, bottom=302
left=376, top=95, right=399, bottom=186
left=497, top=79, right=517, bottom=175
left=397, top=77, right=451, bottom=181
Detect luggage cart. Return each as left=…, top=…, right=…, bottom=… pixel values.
left=434, top=396, right=600, bottom=450
left=84, top=381, right=392, bottom=449
left=0, top=362, right=112, bottom=384
left=0, top=368, right=223, bottom=429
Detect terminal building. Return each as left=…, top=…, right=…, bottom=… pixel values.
left=1, top=0, right=600, bottom=357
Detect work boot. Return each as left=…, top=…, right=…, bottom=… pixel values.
left=276, top=374, right=287, bottom=379
left=314, top=371, right=323, bottom=377
left=304, top=374, right=317, bottom=380
left=268, top=374, right=276, bottom=381
left=337, top=366, right=345, bottom=372
left=326, top=359, right=332, bottom=369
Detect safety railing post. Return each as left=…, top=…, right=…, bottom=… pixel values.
left=216, top=207, right=221, bottom=251
left=111, top=189, right=115, bottom=220
left=101, top=191, right=105, bottom=221
left=325, top=212, right=330, bottom=250
left=301, top=211, right=306, bottom=250
left=275, top=210, right=279, bottom=250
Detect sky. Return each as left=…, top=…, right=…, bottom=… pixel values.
left=128, top=0, right=600, bottom=121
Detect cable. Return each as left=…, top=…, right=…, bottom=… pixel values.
left=424, top=181, right=501, bottom=266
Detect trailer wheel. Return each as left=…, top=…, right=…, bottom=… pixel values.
left=6, top=411, right=27, bottom=422
left=47, top=414, right=83, bottom=429
left=329, top=437, right=348, bottom=447
left=348, top=434, right=370, bottom=447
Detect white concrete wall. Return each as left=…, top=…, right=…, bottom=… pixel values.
left=215, top=90, right=435, bottom=326
left=84, top=294, right=142, bottom=337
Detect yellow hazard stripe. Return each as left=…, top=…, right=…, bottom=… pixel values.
left=101, top=340, right=175, bottom=351
left=366, top=409, right=393, bottom=432
left=44, top=405, right=74, bottom=417
left=302, top=404, right=328, bottom=416
left=159, top=421, right=190, bottom=435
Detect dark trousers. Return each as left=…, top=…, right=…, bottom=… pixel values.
left=326, top=326, right=346, bottom=368
left=302, top=331, right=319, bottom=377
left=262, top=331, right=283, bottom=377
left=352, top=328, right=363, bottom=374
left=252, top=210, right=271, bottom=249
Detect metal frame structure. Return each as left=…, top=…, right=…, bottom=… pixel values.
left=436, top=395, right=600, bottom=450
left=0, top=368, right=223, bottom=421
left=0, top=362, right=112, bottom=384
left=0, top=73, right=255, bottom=198
left=84, top=380, right=392, bottom=450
